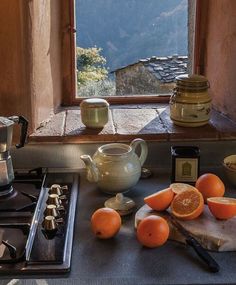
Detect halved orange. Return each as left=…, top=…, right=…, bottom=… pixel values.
left=170, top=183, right=199, bottom=195
left=144, top=188, right=174, bottom=211
left=207, top=197, right=236, bottom=220
left=171, top=189, right=204, bottom=220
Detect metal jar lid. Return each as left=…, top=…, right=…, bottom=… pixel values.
left=80, top=98, right=109, bottom=109
left=176, top=74, right=209, bottom=91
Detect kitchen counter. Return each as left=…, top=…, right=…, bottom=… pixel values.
left=1, top=168, right=236, bottom=285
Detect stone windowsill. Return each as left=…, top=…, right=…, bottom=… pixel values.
left=29, top=104, right=236, bottom=143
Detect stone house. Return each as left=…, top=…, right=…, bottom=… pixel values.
left=113, top=55, right=188, bottom=95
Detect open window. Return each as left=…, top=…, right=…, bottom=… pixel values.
left=62, top=0, right=195, bottom=105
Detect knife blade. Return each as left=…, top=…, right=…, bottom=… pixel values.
left=168, top=213, right=220, bottom=273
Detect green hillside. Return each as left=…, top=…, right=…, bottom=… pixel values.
left=76, top=0, right=187, bottom=71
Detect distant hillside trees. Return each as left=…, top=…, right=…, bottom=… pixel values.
left=77, top=47, right=108, bottom=85
left=76, top=0, right=187, bottom=71
left=76, top=47, right=115, bottom=97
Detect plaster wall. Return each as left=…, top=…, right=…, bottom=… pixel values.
left=0, top=1, right=62, bottom=131
left=0, top=1, right=31, bottom=121
left=30, top=1, right=62, bottom=125
left=205, top=0, right=236, bottom=121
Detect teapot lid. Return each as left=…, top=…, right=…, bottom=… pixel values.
left=104, top=193, right=136, bottom=216
left=0, top=117, right=14, bottom=128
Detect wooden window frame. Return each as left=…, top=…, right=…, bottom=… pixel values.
left=61, top=0, right=196, bottom=106
left=193, top=0, right=208, bottom=75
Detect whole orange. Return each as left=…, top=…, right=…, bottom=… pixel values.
left=137, top=215, right=169, bottom=248
left=91, top=208, right=121, bottom=239
left=195, top=173, right=225, bottom=202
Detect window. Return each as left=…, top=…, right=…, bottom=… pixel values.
left=75, top=0, right=189, bottom=100
left=62, top=0, right=196, bottom=106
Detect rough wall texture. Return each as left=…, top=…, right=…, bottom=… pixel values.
left=30, top=1, right=62, bottom=126
left=205, top=0, right=236, bottom=121
left=0, top=0, right=62, bottom=132
left=116, top=63, right=174, bottom=95
left=0, top=1, right=32, bottom=121
left=29, top=0, right=62, bottom=127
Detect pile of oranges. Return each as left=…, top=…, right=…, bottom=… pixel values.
left=90, top=173, right=236, bottom=249
left=144, top=183, right=204, bottom=221
left=145, top=173, right=236, bottom=221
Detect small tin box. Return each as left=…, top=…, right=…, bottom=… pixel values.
left=171, top=146, right=200, bottom=184
left=80, top=98, right=109, bottom=128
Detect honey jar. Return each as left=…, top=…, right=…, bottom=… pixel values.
left=169, top=74, right=211, bottom=127
left=80, top=98, right=109, bottom=128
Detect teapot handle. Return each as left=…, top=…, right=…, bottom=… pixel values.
left=130, top=138, right=148, bottom=167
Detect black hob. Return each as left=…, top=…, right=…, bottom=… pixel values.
left=0, top=168, right=79, bottom=275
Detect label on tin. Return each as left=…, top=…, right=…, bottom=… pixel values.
left=175, top=158, right=198, bottom=182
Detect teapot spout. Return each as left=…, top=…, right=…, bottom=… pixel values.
left=80, top=154, right=99, bottom=183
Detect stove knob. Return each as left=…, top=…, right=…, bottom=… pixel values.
left=42, top=215, right=58, bottom=231
left=44, top=204, right=60, bottom=218
left=46, top=194, right=62, bottom=207
left=49, top=185, right=63, bottom=196
left=49, top=185, right=67, bottom=201
left=49, top=184, right=69, bottom=195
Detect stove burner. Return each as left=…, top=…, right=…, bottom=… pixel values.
left=0, top=168, right=79, bottom=274
left=0, top=184, right=14, bottom=197
left=2, top=240, right=17, bottom=259
left=0, top=185, right=38, bottom=212
left=0, top=223, right=30, bottom=264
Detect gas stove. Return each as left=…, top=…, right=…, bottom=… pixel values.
left=0, top=168, right=79, bottom=275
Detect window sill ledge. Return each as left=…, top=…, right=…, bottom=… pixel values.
left=29, top=104, right=236, bottom=144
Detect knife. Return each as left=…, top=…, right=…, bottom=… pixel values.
left=168, top=214, right=220, bottom=273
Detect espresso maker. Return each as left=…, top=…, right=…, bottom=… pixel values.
left=0, top=116, right=28, bottom=196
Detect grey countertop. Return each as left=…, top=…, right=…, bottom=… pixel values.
left=1, top=168, right=236, bottom=285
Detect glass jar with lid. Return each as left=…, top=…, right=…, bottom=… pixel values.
left=169, top=74, right=211, bottom=127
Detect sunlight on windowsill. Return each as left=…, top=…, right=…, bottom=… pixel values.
left=29, top=104, right=236, bottom=144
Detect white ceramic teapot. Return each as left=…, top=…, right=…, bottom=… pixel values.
left=80, top=138, right=148, bottom=194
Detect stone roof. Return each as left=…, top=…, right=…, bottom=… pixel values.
left=114, top=55, right=188, bottom=83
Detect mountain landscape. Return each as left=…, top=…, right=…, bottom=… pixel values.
left=76, top=0, right=188, bottom=72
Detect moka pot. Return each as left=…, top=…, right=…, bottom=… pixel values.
left=0, top=116, right=28, bottom=196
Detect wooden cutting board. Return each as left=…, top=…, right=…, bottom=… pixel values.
left=135, top=204, right=236, bottom=252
